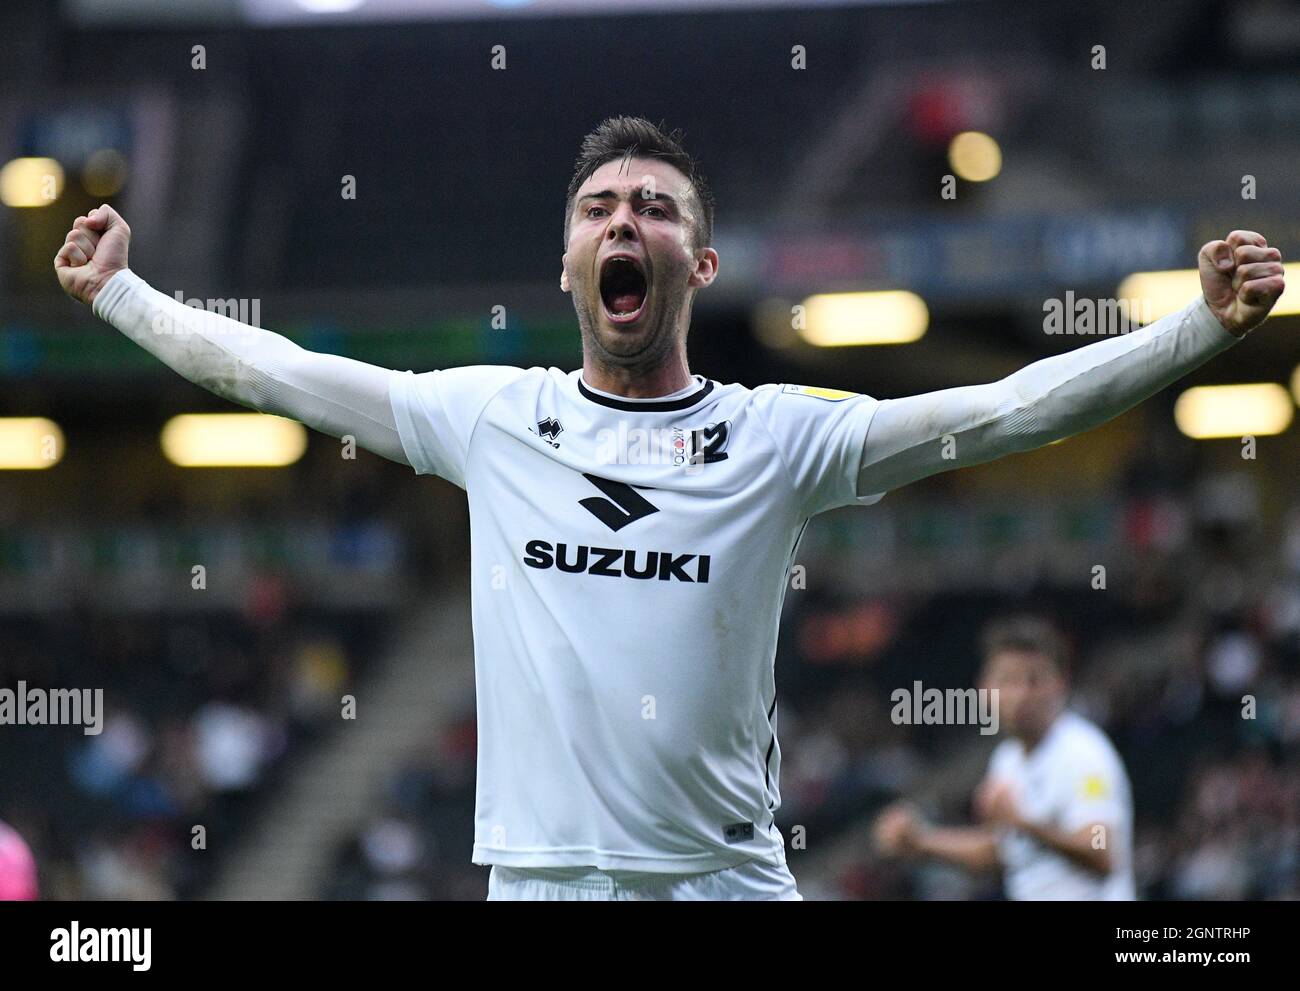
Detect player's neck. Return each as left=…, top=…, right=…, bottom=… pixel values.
left=581, top=355, right=694, bottom=399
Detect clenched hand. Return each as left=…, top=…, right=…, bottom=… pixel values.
left=1199, top=230, right=1286, bottom=337
left=53, top=204, right=131, bottom=307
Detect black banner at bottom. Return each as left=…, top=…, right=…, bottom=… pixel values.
left=0, top=899, right=1290, bottom=979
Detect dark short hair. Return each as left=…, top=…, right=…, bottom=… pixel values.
left=980, top=615, right=1070, bottom=676
left=564, top=116, right=714, bottom=252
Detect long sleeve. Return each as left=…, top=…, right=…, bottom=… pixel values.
left=857, top=295, right=1241, bottom=497
left=92, top=269, right=409, bottom=465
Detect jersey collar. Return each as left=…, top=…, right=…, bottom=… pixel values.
left=576, top=374, right=715, bottom=413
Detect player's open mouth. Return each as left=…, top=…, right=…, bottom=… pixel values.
left=599, top=255, right=649, bottom=324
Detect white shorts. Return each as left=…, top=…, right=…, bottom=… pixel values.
left=486, top=859, right=802, bottom=901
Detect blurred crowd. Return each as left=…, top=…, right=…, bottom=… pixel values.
left=0, top=595, right=389, bottom=899
left=322, top=717, right=484, bottom=901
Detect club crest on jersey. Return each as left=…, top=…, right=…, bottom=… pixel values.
left=593, top=419, right=731, bottom=471
left=781, top=384, right=858, bottom=401
left=688, top=421, right=731, bottom=465
left=530, top=416, right=564, bottom=448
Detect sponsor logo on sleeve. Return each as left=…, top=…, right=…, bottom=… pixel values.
left=781, top=384, right=858, bottom=401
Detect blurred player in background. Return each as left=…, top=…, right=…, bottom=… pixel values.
left=0, top=818, right=38, bottom=901
left=54, top=116, right=1282, bottom=900
left=874, top=616, right=1136, bottom=899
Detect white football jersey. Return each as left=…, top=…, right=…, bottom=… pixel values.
left=388, top=365, right=884, bottom=872
left=986, top=710, right=1136, bottom=900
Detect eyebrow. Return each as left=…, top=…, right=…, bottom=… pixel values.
left=577, top=189, right=680, bottom=209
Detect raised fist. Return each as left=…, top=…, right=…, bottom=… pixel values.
left=1199, top=230, right=1286, bottom=337
left=53, top=204, right=130, bottom=307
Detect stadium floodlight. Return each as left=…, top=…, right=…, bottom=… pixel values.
left=0, top=418, right=64, bottom=469
left=797, top=290, right=929, bottom=346
left=948, top=131, right=1001, bottom=182
left=1119, top=264, right=1300, bottom=323
left=294, top=0, right=367, bottom=12
left=0, top=158, right=64, bottom=207
left=160, top=413, right=308, bottom=467
left=1173, top=383, right=1293, bottom=439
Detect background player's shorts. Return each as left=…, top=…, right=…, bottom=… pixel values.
left=487, top=858, right=801, bottom=901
